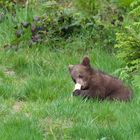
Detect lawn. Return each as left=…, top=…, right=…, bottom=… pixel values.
left=0, top=1, right=140, bottom=140
left=0, top=43, right=139, bottom=140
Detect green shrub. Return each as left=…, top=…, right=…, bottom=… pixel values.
left=2, top=1, right=84, bottom=49
left=115, top=0, right=140, bottom=72
left=73, top=0, right=99, bottom=15
left=111, top=0, right=134, bottom=8
left=132, top=74, right=140, bottom=91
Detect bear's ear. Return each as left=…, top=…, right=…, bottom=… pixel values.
left=68, top=65, right=74, bottom=72
left=81, top=56, right=90, bottom=67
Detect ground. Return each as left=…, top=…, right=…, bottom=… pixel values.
left=0, top=46, right=139, bottom=140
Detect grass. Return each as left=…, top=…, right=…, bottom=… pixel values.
left=0, top=4, right=140, bottom=140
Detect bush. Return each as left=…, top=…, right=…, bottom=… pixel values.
left=115, top=0, right=140, bottom=72
left=2, top=1, right=87, bottom=49
left=73, top=0, right=99, bottom=15
left=132, top=74, right=140, bottom=89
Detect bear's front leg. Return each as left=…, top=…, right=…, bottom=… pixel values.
left=73, top=89, right=90, bottom=99
left=73, top=89, right=81, bottom=96
left=73, top=83, right=90, bottom=98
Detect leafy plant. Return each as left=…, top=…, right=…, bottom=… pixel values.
left=2, top=1, right=86, bottom=49
left=73, top=0, right=99, bottom=15
left=111, top=0, right=134, bottom=8
left=132, top=74, right=140, bottom=92
left=115, top=0, right=140, bottom=72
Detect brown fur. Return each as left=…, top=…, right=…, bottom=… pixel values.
left=69, top=57, right=132, bottom=101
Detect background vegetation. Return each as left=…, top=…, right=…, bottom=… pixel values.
left=0, top=0, right=140, bottom=139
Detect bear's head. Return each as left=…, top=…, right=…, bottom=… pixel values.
left=68, top=56, right=92, bottom=90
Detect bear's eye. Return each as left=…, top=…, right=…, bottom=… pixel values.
left=79, top=75, right=83, bottom=78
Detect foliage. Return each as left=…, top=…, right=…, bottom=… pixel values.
left=132, top=74, right=140, bottom=91
left=73, top=0, right=99, bottom=15
left=115, top=0, right=140, bottom=72
left=72, top=0, right=126, bottom=52
left=111, top=0, right=134, bottom=8
left=74, top=0, right=125, bottom=24
left=1, top=0, right=124, bottom=51
left=2, top=1, right=86, bottom=49
left=0, top=0, right=15, bottom=11
left=0, top=0, right=15, bottom=23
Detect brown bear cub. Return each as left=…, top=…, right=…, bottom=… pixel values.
left=68, top=56, right=132, bottom=101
